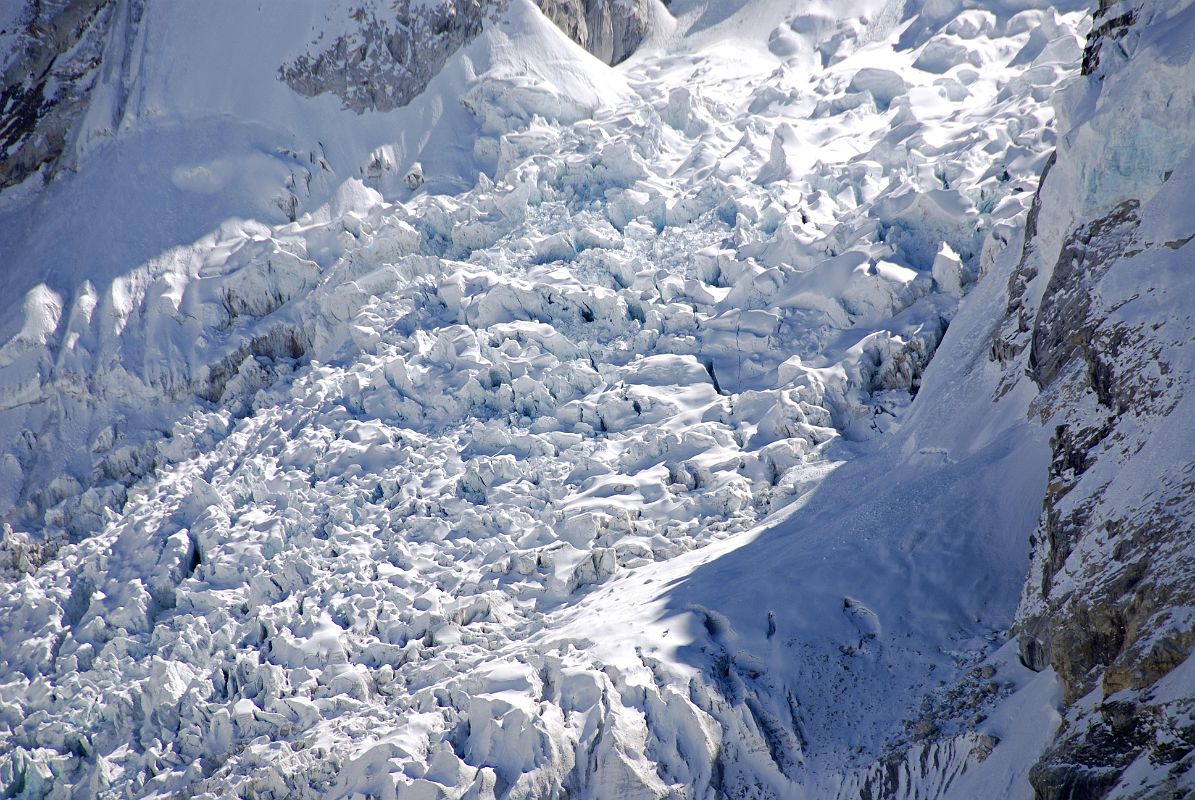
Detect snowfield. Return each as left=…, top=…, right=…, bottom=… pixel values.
left=2, top=0, right=1156, bottom=797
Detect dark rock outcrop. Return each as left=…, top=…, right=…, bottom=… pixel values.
left=1080, top=0, right=1138, bottom=76
left=279, top=0, right=494, bottom=113
left=0, top=0, right=122, bottom=190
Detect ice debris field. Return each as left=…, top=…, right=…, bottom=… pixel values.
left=0, top=0, right=1099, bottom=797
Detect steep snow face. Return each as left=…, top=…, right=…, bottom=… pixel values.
left=280, top=0, right=653, bottom=112
left=0, top=0, right=1110, bottom=798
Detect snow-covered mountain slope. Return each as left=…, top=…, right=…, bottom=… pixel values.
left=1, top=0, right=1190, bottom=798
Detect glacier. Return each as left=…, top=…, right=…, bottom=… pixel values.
left=0, top=0, right=1192, bottom=798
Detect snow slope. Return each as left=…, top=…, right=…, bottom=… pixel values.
left=5, top=0, right=1174, bottom=798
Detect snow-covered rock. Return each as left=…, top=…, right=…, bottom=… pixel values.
left=992, top=1, right=1195, bottom=795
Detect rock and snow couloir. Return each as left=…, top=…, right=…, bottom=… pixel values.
left=0, top=0, right=1191, bottom=798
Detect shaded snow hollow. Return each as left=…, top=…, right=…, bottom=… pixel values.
left=0, top=1, right=1109, bottom=798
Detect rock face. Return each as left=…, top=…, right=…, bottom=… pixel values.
left=279, top=0, right=494, bottom=113
left=0, top=0, right=123, bottom=190
left=536, top=0, right=652, bottom=66
left=996, top=1, right=1195, bottom=796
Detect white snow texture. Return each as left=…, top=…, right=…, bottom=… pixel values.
left=3, top=0, right=1184, bottom=799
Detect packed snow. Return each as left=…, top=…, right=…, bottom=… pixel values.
left=0, top=0, right=1103, bottom=797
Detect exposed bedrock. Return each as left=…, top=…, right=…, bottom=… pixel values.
left=0, top=0, right=127, bottom=190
